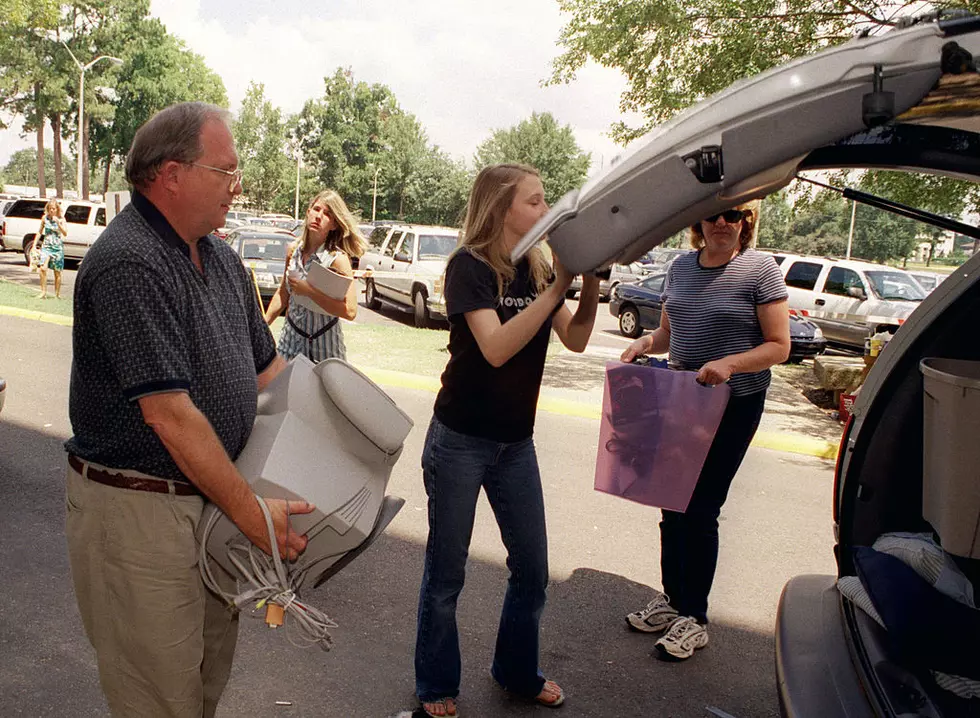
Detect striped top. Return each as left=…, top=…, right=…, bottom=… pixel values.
left=663, top=249, right=788, bottom=396
left=277, top=247, right=347, bottom=363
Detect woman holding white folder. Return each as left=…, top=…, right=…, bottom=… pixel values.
left=265, top=189, right=367, bottom=362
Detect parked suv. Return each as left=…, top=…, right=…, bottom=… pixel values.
left=776, top=255, right=926, bottom=350
left=1, top=198, right=107, bottom=264
left=360, top=224, right=459, bottom=327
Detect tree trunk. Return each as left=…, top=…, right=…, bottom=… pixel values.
left=102, top=153, right=112, bottom=196
left=51, top=113, right=64, bottom=198
left=82, top=113, right=91, bottom=200
left=926, top=242, right=934, bottom=267
left=35, top=126, right=47, bottom=198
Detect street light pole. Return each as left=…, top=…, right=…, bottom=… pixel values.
left=61, top=41, right=123, bottom=199
left=294, top=151, right=302, bottom=220
left=846, top=198, right=857, bottom=260
left=372, top=166, right=379, bottom=223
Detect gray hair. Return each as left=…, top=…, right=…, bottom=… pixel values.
left=124, top=102, right=232, bottom=191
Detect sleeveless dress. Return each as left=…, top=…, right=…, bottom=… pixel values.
left=40, top=217, right=65, bottom=271
left=276, top=246, right=347, bottom=362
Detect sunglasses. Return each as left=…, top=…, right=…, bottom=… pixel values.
left=704, top=209, right=746, bottom=224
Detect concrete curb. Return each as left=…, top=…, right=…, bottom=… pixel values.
left=362, top=367, right=840, bottom=460
left=0, top=309, right=840, bottom=461
left=0, top=305, right=73, bottom=326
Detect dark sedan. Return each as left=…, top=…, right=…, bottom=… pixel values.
left=609, top=274, right=827, bottom=362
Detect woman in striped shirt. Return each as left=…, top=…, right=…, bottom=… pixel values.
left=264, top=189, right=366, bottom=362
left=620, top=201, right=790, bottom=661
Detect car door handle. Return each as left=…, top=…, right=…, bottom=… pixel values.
left=815, top=299, right=826, bottom=306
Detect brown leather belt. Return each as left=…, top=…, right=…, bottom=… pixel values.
left=68, top=454, right=199, bottom=496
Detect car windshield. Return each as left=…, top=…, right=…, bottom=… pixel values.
left=912, top=274, right=938, bottom=291
left=865, top=270, right=926, bottom=301
left=418, top=234, right=458, bottom=259
left=240, top=236, right=290, bottom=262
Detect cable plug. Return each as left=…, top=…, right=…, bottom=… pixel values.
left=265, top=602, right=285, bottom=628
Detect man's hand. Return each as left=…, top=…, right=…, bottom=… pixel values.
left=696, top=358, right=736, bottom=386
left=244, top=497, right=316, bottom=562
left=621, top=335, right=651, bottom=363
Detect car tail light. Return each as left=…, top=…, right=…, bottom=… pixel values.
left=434, top=275, right=444, bottom=297
left=832, top=414, right=854, bottom=523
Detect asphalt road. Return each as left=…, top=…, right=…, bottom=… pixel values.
left=0, top=312, right=838, bottom=718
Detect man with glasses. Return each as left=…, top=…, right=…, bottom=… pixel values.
left=64, top=102, right=315, bottom=717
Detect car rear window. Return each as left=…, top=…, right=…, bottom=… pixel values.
left=7, top=200, right=46, bottom=219
left=240, top=236, right=290, bottom=261
left=418, top=234, right=457, bottom=258
left=784, top=261, right=822, bottom=291
left=64, top=205, right=92, bottom=224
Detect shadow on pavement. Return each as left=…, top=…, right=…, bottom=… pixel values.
left=0, top=417, right=780, bottom=718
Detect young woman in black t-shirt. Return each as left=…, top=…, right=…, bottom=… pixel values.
left=414, top=164, right=600, bottom=717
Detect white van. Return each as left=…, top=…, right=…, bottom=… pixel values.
left=0, top=198, right=107, bottom=263
left=772, top=255, right=926, bottom=350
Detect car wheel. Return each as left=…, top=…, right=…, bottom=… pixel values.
left=413, top=289, right=430, bottom=329
left=565, top=289, right=577, bottom=299
left=364, top=278, right=381, bottom=309
left=619, top=305, right=642, bottom=338
left=22, top=236, right=37, bottom=266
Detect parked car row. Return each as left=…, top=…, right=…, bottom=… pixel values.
left=567, top=261, right=652, bottom=300
left=608, top=272, right=828, bottom=362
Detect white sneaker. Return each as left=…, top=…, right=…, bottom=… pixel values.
left=625, top=590, right=679, bottom=633
left=654, top=616, right=708, bottom=661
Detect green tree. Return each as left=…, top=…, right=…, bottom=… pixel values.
left=400, top=148, right=471, bottom=226
left=3, top=147, right=76, bottom=188
left=89, top=16, right=227, bottom=194
left=295, top=68, right=398, bottom=215
left=474, top=112, right=591, bottom=204
left=551, top=0, right=980, bottom=142
left=233, top=82, right=291, bottom=212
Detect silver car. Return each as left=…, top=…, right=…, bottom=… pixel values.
left=566, top=262, right=650, bottom=300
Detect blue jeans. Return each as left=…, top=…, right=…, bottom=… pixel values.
left=415, top=417, right=549, bottom=701
left=660, top=390, right=766, bottom=623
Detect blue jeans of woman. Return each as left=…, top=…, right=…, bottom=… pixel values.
left=415, top=417, right=549, bottom=702
left=660, top=390, right=767, bottom=623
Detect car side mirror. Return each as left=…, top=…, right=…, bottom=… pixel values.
left=846, top=286, right=867, bottom=300
left=394, top=251, right=411, bottom=263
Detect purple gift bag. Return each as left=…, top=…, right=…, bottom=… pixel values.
left=594, top=362, right=731, bottom=512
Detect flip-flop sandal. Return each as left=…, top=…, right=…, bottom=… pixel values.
left=419, top=697, right=459, bottom=718
left=535, top=680, right=565, bottom=709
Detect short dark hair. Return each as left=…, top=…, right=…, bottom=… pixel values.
left=124, top=102, right=232, bottom=191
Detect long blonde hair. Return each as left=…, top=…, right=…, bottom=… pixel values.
left=457, top=163, right=551, bottom=298
left=44, top=200, right=62, bottom=218
left=297, top=189, right=367, bottom=258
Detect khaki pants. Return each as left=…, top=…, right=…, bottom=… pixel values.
left=65, top=463, right=238, bottom=718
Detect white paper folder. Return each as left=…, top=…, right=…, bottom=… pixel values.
left=292, top=261, right=353, bottom=315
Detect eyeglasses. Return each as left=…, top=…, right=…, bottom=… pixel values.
left=187, top=162, right=243, bottom=191
left=704, top=209, right=746, bottom=224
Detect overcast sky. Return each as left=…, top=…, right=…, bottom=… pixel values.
left=0, top=0, right=641, bottom=177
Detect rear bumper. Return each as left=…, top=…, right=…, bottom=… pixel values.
left=776, top=574, right=875, bottom=718
left=788, top=337, right=828, bottom=360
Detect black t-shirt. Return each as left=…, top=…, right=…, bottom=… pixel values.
left=433, top=249, right=558, bottom=442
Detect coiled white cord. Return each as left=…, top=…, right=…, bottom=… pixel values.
left=199, top=497, right=338, bottom=651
